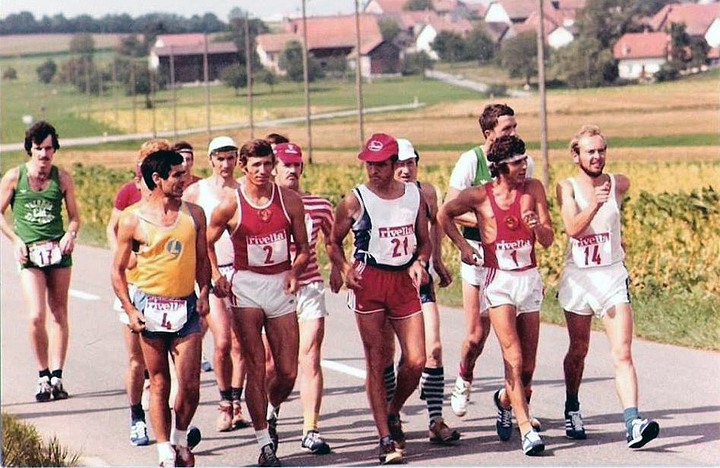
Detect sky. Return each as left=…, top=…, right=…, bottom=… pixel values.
left=1, top=0, right=359, bottom=22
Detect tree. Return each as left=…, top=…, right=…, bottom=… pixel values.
left=405, top=0, right=433, bottom=11
left=433, top=31, right=467, bottom=63
left=258, top=69, right=278, bottom=92
left=499, top=30, right=538, bottom=86
left=117, top=35, right=147, bottom=58
left=278, top=41, right=323, bottom=83
left=227, top=8, right=269, bottom=71
left=69, top=33, right=95, bottom=60
left=221, top=64, right=247, bottom=96
left=466, top=25, right=496, bottom=64
left=402, top=51, right=433, bottom=75
left=36, top=59, right=57, bottom=84
left=379, top=18, right=401, bottom=42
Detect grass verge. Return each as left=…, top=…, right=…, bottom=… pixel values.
left=2, top=412, right=81, bottom=466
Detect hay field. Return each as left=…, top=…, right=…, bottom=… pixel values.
left=0, top=34, right=131, bottom=56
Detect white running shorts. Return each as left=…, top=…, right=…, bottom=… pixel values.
left=558, top=261, right=631, bottom=318
left=230, top=269, right=296, bottom=318
left=296, top=281, right=329, bottom=321
left=460, top=239, right=485, bottom=286
left=114, top=283, right=138, bottom=324
left=482, top=267, right=543, bottom=315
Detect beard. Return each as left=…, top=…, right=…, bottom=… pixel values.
left=579, top=161, right=604, bottom=178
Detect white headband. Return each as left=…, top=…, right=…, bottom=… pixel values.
left=488, top=153, right=527, bottom=169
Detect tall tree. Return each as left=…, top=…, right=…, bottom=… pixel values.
left=405, top=0, right=434, bottom=11
left=36, top=59, right=58, bottom=84
left=433, top=31, right=468, bottom=63
left=499, top=30, right=538, bottom=86
left=279, top=40, right=323, bottom=83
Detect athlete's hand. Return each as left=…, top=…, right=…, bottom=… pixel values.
left=59, top=231, right=76, bottom=255
left=408, top=260, right=428, bottom=290
left=344, top=265, right=363, bottom=290
left=127, top=308, right=146, bottom=333
left=284, top=272, right=299, bottom=295
left=13, top=238, right=28, bottom=264
left=594, top=181, right=611, bottom=206
left=329, top=265, right=343, bottom=293
left=433, top=260, right=453, bottom=288
left=522, top=210, right=540, bottom=230
left=212, top=275, right=231, bottom=298
left=196, top=293, right=209, bottom=317
left=460, top=243, right=481, bottom=266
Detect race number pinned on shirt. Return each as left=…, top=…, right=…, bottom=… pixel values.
left=28, top=240, right=62, bottom=267
left=378, top=224, right=416, bottom=264
left=247, top=230, right=289, bottom=267
left=143, top=296, right=188, bottom=332
left=571, top=232, right=612, bottom=268
left=495, top=239, right=532, bottom=271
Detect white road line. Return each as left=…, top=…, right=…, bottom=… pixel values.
left=321, top=359, right=367, bottom=379
left=69, top=289, right=101, bottom=301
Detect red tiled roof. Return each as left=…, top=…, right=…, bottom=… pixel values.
left=368, top=0, right=409, bottom=14
left=289, top=14, right=383, bottom=52
left=153, top=42, right=238, bottom=57
left=651, top=2, right=720, bottom=37
left=256, top=33, right=301, bottom=53
left=425, top=15, right=475, bottom=35
left=394, top=10, right=442, bottom=29
left=613, top=31, right=670, bottom=60
left=155, top=34, right=206, bottom=48
left=498, top=0, right=539, bottom=20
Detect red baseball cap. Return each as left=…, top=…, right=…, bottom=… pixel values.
left=275, top=142, right=303, bottom=164
left=358, top=133, right=398, bottom=162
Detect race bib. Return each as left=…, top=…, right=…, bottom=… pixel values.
left=378, top=224, right=417, bottom=264
left=247, top=230, right=289, bottom=267
left=28, top=241, right=62, bottom=267
left=495, top=239, right=533, bottom=271
left=571, top=232, right=612, bottom=268
left=143, top=296, right=188, bottom=332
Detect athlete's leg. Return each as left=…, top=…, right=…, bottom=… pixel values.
left=564, top=312, right=592, bottom=404
left=264, top=312, right=300, bottom=408
left=388, top=313, right=426, bottom=416
left=20, top=268, right=50, bottom=370
left=233, top=307, right=269, bottom=431
left=602, top=303, right=638, bottom=409
left=140, top=336, right=172, bottom=443
left=298, top=317, right=325, bottom=433
left=45, top=266, right=72, bottom=371
left=170, top=332, right=203, bottom=431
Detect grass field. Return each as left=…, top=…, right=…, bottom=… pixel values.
left=0, top=33, right=129, bottom=57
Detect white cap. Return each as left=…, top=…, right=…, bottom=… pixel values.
left=207, top=136, right=237, bottom=156
left=397, top=138, right=418, bottom=161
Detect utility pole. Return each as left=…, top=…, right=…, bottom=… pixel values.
left=354, top=0, right=365, bottom=148
left=245, top=12, right=254, bottom=139
left=170, top=45, right=178, bottom=138
left=302, top=0, right=313, bottom=163
left=537, top=0, right=549, bottom=189
left=131, top=61, right=137, bottom=134
left=204, top=33, right=211, bottom=137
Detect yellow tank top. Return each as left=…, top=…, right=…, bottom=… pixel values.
left=133, top=202, right=197, bottom=297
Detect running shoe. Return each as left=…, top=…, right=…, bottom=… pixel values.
left=428, top=417, right=460, bottom=444
left=301, top=430, right=331, bottom=454
left=530, top=415, right=542, bottom=432
left=377, top=436, right=403, bottom=465
left=174, top=446, right=195, bottom=467
left=627, top=418, right=660, bottom=449
left=450, top=376, right=471, bottom=417
left=50, top=376, right=69, bottom=400
left=216, top=400, right=233, bottom=432
left=232, top=400, right=249, bottom=429
left=35, top=376, right=52, bottom=403
left=522, top=429, right=545, bottom=456
left=130, top=419, right=149, bottom=446
left=565, top=410, right=587, bottom=439
left=258, top=443, right=281, bottom=467
left=494, top=388, right=513, bottom=441
left=187, top=425, right=202, bottom=450
left=267, top=414, right=279, bottom=452
left=201, top=355, right=213, bottom=372
left=387, top=413, right=406, bottom=450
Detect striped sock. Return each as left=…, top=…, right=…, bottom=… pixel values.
left=384, top=364, right=396, bottom=403
left=420, top=367, right=445, bottom=422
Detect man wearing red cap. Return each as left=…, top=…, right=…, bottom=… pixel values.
left=270, top=142, right=342, bottom=455
left=329, top=133, right=431, bottom=465
left=207, top=139, right=309, bottom=467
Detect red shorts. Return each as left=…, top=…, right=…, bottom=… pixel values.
left=347, top=262, right=421, bottom=320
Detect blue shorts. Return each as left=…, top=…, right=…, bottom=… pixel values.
left=134, top=290, right=201, bottom=340
left=419, top=277, right=436, bottom=304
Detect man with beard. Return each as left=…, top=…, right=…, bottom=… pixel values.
left=556, top=125, right=659, bottom=448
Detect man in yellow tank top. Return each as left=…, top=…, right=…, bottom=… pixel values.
left=111, top=150, right=211, bottom=467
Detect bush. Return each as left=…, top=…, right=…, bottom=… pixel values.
left=2, top=67, right=18, bottom=80
left=2, top=412, right=80, bottom=466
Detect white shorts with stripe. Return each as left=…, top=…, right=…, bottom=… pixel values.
left=230, top=269, right=296, bottom=318
left=482, top=267, right=543, bottom=315
left=297, top=281, right=329, bottom=321
left=558, top=261, right=631, bottom=318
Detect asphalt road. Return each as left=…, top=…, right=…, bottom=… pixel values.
left=2, top=238, right=719, bottom=466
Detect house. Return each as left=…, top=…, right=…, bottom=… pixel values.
left=650, top=2, right=720, bottom=46
left=484, top=0, right=538, bottom=24
left=149, top=34, right=240, bottom=83
left=515, top=5, right=576, bottom=49
left=365, top=0, right=469, bottom=17
left=257, top=14, right=399, bottom=77
left=415, top=16, right=475, bottom=59
left=613, top=31, right=670, bottom=80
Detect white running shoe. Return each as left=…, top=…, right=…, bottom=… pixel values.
left=450, top=376, right=471, bottom=417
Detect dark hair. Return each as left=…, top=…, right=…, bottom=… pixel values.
left=141, top=150, right=184, bottom=190
left=24, top=121, right=60, bottom=156
left=239, top=139, right=275, bottom=166
left=487, top=135, right=526, bottom=177
left=265, top=133, right=289, bottom=145
left=173, top=141, right=193, bottom=152
left=478, top=104, right=515, bottom=135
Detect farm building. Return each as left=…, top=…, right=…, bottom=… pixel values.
left=149, top=34, right=240, bottom=83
